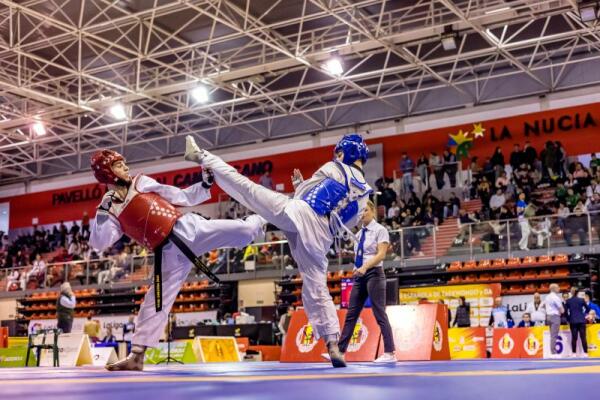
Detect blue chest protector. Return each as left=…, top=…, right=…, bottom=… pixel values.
left=302, top=161, right=363, bottom=224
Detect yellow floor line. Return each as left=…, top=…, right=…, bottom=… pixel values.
left=3, top=365, right=600, bottom=385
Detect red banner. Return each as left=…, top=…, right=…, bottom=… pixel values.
left=280, top=309, right=381, bottom=363
left=4, top=102, right=600, bottom=229
left=386, top=304, right=451, bottom=361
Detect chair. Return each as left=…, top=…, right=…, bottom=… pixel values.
left=478, top=259, right=492, bottom=269
left=26, top=328, right=60, bottom=367
left=493, top=259, right=506, bottom=268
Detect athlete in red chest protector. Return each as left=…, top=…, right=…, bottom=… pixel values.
left=89, top=149, right=266, bottom=371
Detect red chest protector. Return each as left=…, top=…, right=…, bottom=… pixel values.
left=112, top=175, right=182, bottom=249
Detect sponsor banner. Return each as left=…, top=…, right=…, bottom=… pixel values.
left=448, top=327, right=487, bottom=359
left=0, top=346, right=36, bottom=367
left=542, top=326, right=586, bottom=359
left=386, top=304, right=450, bottom=361
left=91, top=347, right=118, bottom=366
left=400, top=284, right=501, bottom=328
left=174, top=311, right=218, bottom=326
left=38, top=333, right=93, bottom=367
left=281, top=309, right=380, bottom=363
left=520, top=327, right=544, bottom=359
left=194, top=337, right=241, bottom=363
left=145, top=341, right=198, bottom=364
left=7, top=337, right=28, bottom=348
left=491, top=328, right=521, bottom=358
left=587, top=324, right=600, bottom=358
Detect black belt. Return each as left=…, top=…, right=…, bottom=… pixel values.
left=153, top=232, right=221, bottom=312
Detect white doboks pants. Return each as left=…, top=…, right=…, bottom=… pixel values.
left=133, top=212, right=265, bottom=348
left=519, top=219, right=531, bottom=250
left=202, top=152, right=340, bottom=341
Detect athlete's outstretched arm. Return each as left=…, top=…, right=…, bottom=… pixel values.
left=137, top=174, right=211, bottom=206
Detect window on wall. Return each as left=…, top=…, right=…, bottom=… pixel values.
left=0, top=202, right=8, bottom=234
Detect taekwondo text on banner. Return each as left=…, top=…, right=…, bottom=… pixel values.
left=448, top=327, right=487, bottom=359
left=399, top=284, right=501, bottom=327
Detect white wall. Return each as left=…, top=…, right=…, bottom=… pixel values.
left=2, top=85, right=600, bottom=199
left=238, top=279, right=277, bottom=308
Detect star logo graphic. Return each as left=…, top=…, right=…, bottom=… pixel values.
left=472, top=123, right=485, bottom=138
left=449, top=129, right=472, bottom=146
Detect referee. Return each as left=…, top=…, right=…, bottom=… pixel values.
left=332, top=200, right=396, bottom=363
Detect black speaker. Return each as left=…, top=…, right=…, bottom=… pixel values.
left=385, top=278, right=399, bottom=305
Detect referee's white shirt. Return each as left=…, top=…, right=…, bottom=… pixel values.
left=354, top=219, right=390, bottom=268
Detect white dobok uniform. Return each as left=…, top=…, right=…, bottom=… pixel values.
left=89, top=174, right=265, bottom=348
left=201, top=152, right=372, bottom=340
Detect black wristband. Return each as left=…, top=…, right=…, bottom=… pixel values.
left=201, top=182, right=212, bottom=189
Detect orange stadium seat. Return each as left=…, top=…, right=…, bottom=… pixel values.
left=492, top=259, right=506, bottom=267
left=554, top=268, right=570, bottom=277
left=554, top=254, right=569, bottom=263
left=478, top=259, right=492, bottom=269
left=508, top=270, right=523, bottom=280
left=523, top=256, right=537, bottom=264
left=448, top=261, right=463, bottom=271
left=537, top=255, right=553, bottom=264
left=463, top=260, right=477, bottom=270
left=507, top=257, right=521, bottom=267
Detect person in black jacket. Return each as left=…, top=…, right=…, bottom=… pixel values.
left=565, top=287, right=590, bottom=356
left=452, top=296, right=471, bottom=327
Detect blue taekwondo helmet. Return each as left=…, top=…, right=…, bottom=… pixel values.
left=334, top=134, right=369, bottom=165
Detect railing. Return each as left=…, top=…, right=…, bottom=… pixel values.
left=2, top=210, right=600, bottom=294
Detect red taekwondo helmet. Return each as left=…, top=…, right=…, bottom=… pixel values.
left=90, top=149, right=125, bottom=185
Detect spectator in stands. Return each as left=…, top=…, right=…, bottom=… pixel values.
left=259, top=170, right=274, bottom=190
left=429, top=152, right=444, bottom=190
left=541, top=141, right=558, bottom=180
left=443, top=149, right=458, bottom=188
left=416, top=154, right=429, bottom=187
left=510, top=144, right=524, bottom=171
left=525, top=292, right=546, bottom=326
left=57, top=282, right=76, bottom=333
left=68, top=236, right=82, bottom=258
left=278, top=306, right=294, bottom=345
left=555, top=141, right=568, bottom=179
left=495, top=171, right=510, bottom=190
left=21, top=253, right=46, bottom=290
left=531, top=217, right=551, bottom=249
left=81, top=211, right=90, bottom=239
left=101, top=325, right=117, bottom=343
left=584, top=291, right=600, bottom=316
left=399, top=152, right=415, bottom=194
left=452, top=296, right=471, bottom=327
left=566, top=188, right=581, bottom=210
left=489, top=297, right=514, bottom=328
left=518, top=313, right=535, bottom=328
left=564, top=203, right=588, bottom=246
left=516, top=192, right=530, bottom=251
left=489, top=188, right=506, bottom=217
left=455, top=209, right=479, bottom=245
left=6, top=268, right=20, bottom=291
left=590, top=153, right=600, bottom=174
left=387, top=201, right=400, bottom=222
left=444, top=192, right=460, bottom=219
left=83, top=315, right=100, bottom=342
left=566, top=287, right=589, bottom=357
left=587, top=309, right=599, bottom=324
left=545, top=283, right=564, bottom=358
left=123, top=316, right=136, bottom=343
left=490, top=147, right=505, bottom=181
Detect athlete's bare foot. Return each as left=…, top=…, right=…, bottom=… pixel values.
left=105, top=347, right=145, bottom=371
left=184, top=135, right=206, bottom=164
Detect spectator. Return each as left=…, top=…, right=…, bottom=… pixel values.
left=57, top=282, right=76, bottom=333
left=510, top=144, right=524, bottom=171
left=444, top=192, right=460, bottom=219
left=21, top=253, right=46, bottom=289
left=584, top=291, right=600, bottom=316
left=525, top=292, right=546, bottom=326
left=278, top=306, right=294, bottom=344
left=516, top=192, right=530, bottom=251
left=566, top=188, right=581, bottom=210
left=81, top=211, right=90, bottom=239
left=490, top=147, right=505, bottom=181
left=416, top=154, right=429, bottom=187
left=6, top=269, right=20, bottom=291
left=123, top=316, right=136, bottom=343
left=564, top=203, right=588, bottom=246
left=555, top=182, right=568, bottom=204
left=258, top=170, right=274, bottom=190
left=495, top=171, right=510, bottom=190
left=399, top=153, right=415, bottom=194
left=541, top=141, right=558, bottom=179
left=565, top=287, right=589, bottom=357
left=489, top=188, right=506, bottom=216
left=517, top=313, right=535, bottom=328
left=489, top=297, right=514, bottom=328
left=523, top=141, right=537, bottom=167
left=387, top=201, right=400, bottom=221
left=101, top=326, right=117, bottom=343
left=544, top=283, right=564, bottom=358
left=452, top=296, right=471, bottom=327
left=83, top=315, right=100, bottom=342
left=429, top=152, right=444, bottom=190
left=590, top=153, right=600, bottom=174
left=455, top=209, right=479, bottom=245
left=443, top=149, right=458, bottom=188
left=531, top=217, right=551, bottom=249
left=587, top=309, right=599, bottom=324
